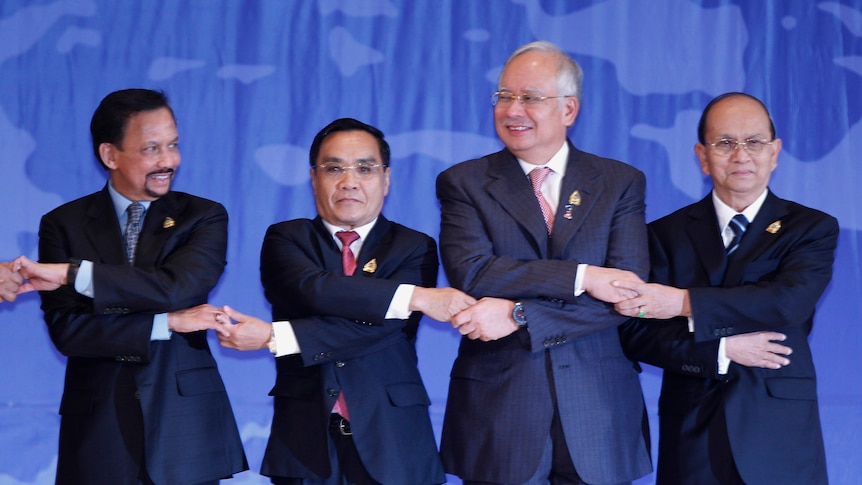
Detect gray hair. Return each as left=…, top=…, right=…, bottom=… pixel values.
left=500, top=41, right=583, bottom=101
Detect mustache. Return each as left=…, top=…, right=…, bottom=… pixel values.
left=147, top=168, right=175, bottom=177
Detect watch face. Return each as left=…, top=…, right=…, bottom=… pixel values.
left=513, top=303, right=527, bottom=326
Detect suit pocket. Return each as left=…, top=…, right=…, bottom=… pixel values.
left=386, top=382, right=431, bottom=408
left=765, top=377, right=817, bottom=401
left=176, top=367, right=227, bottom=396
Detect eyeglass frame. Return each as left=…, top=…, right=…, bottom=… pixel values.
left=312, top=162, right=388, bottom=179
left=704, top=137, right=775, bottom=155
left=491, top=91, right=574, bottom=106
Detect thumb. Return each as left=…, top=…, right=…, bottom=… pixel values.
left=222, top=305, right=247, bottom=323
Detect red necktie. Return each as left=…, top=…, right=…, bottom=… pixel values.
left=529, top=167, right=554, bottom=234
left=333, top=231, right=360, bottom=420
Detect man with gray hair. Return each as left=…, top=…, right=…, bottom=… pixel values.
left=437, top=41, right=652, bottom=484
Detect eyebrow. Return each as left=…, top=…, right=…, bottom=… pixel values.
left=319, top=156, right=379, bottom=165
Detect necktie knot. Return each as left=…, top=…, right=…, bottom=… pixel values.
left=124, top=202, right=145, bottom=264
left=528, top=167, right=554, bottom=234
left=726, top=214, right=749, bottom=255
left=336, top=231, right=360, bottom=276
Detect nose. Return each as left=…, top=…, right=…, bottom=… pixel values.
left=500, top=99, right=526, bottom=117
left=727, top=144, right=751, bottom=163
left=337, top=168, right=360, bottom=188
left=158, top=147, right=180, bottom=168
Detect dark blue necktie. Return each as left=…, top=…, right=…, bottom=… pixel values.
left=726, top=214, right=749, bottom=255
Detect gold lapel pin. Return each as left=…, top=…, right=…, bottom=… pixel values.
left=766, top=220, right=781, bottom=234
left=362, top=258, right=377, bottom=274
left=563, top=190, right=581, bottom=220
left=163, top=217, right=175, bottom=229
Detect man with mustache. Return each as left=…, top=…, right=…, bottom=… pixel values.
left=14, top=88, right=247, bottom=484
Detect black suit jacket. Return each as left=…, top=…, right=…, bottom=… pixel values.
left=436, top=142, right=652, bottom=484
left=621, top=190, right=836, bottom=485
left=38, top=186, right=247, bottom=485
left=258, top=216, right=445, bottom=485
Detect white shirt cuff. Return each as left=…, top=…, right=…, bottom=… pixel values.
left=272, top=320, right=301, bottom=357
left=386, top=284, right=415, bottom=320
left=574, top=264, right=587, bottom=296
left=75, top=260, right=95, bottom=297
left=717, top=337, right=730, bottom=374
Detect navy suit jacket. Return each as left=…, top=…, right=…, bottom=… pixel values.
left=620, top=190, right=836, bottom=485
left=436, top=141, right=652, bottom=484
left=259, top=216, right=445, bottom=485
left=37, top=186, right=247, bottom=485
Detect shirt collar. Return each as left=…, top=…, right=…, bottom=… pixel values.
left=108, top=182, right=151, bottom=220
left=321, top=217, right=378, bottom=248
left=516, top=141, right=569, bottom=177
left=713, top=188, right=768, bottom=234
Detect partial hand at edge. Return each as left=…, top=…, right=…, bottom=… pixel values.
left=0, top=261, right=24, bottom=302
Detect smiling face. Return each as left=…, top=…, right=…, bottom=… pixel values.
left=494, top=50, right=579, bottom=165
left=311, top=130, right=390, bottom=230
left=695, top=95, right=781, bottom=211
left=100, top=107, right=180, bottom=201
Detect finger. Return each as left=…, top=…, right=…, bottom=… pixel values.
left=766, top=332, right=787, bottom=342
left=222, top=305, right=247, bottom=322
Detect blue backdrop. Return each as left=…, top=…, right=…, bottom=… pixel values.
left=1, top=1, right=860, bottom=484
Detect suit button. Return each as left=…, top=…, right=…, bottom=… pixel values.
left=327, top=388, right=338, bottom=397
left=134, top=391, right=141, bottom=399
left=713, top=329, right=721, bottom=337
left=336, top=361, right=345, bottom=368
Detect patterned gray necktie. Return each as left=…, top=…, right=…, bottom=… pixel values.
left=726, top=214, right=749, bottom=255
left=124, top=202, right=145, bottom=265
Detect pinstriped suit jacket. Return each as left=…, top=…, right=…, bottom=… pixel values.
left=436, top=141, right=652, bottom=484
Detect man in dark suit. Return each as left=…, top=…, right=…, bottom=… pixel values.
left=14, top=88, right=247, bottom=484
left=436, top=41, right=652, bottom=484
left=217, top=118, right=475, bottom=485
left=616, top=92, right=835, bottom=484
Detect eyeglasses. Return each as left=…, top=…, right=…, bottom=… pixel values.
left=314, top=162, right=385, bottom=179
left=705, top=138, right=774, bottom=156
left=491, top=91, right=573, bottom=106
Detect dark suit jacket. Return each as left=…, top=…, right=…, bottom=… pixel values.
left=436, top=141, right=652, bottom=484
left=258, top=216, right=445, bottom=485
left=37, top=186, right=247, bottom=485
left=620, top=190, right=836, bottom=485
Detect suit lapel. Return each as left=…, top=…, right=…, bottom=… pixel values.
left=685, top=196, right=727, bottom=287
left=549, top=144, right=602, bottom=257
left=133, top=192, right=199, bottom=267
left=311, top=217, right=344, bottom=273
left=355, top=216, right=392, bottom=278
left=723, top=191, right=787, bottom=284
left=485, top=150, right=549, bottom=256
left=85, top=187, right=126, bottom=264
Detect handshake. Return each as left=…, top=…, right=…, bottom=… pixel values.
left=0, top=256, right=72, bottom=302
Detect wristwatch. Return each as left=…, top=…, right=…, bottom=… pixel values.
left=512, top=301, right=528, bottom=327
left=66, top=258, right=81, bottom=286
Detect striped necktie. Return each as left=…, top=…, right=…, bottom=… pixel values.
left=726, top=214, right=749, bottom=255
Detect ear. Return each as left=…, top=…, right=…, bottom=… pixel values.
left=99, top=143, right=117, bottom=169
left=382, top=166, right=391, bottom=197
left=694, top=143, right=710, bottom=176
left=768, top=138, right=781, bottom=173
left=563, top=96, right=580, bottom=127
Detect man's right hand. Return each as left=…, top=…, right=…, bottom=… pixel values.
left=0, top=261, right=24, bottom=302
left=409, top=287, right=476, bottom=322
left=583, top=266, right=644, bottom=303
left=167, top=303, right=231, bottom=337
left=726, top=331, right=792, bottom=369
